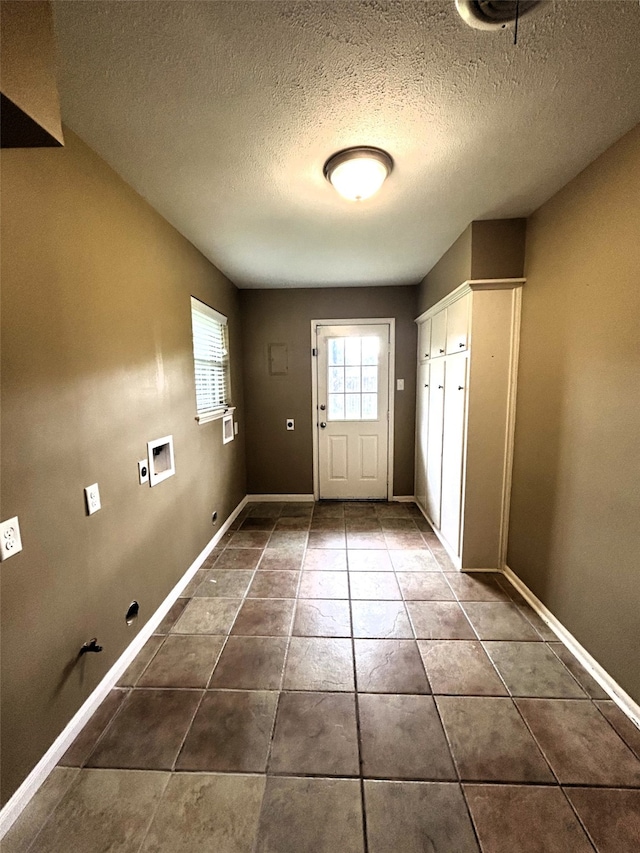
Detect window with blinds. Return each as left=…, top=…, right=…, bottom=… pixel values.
left=190, top=297, right=231, bottom=423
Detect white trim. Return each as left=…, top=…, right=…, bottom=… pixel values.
left=387, top=322, right=396, bottom=502
left=498, top=286, right=522, bottom=568
left=245, top=494, right=315, bottom=502
left=392, top=495, right=415, bottom=502
left=0, top=496, right=248, bottom=840
left=467, top=277, right=526, bottom=290
left=459, top=567, right=502, bottom=573
left=310, top=318, right=396, bottom=502
left=503, top=565, right=640, bottom=731
left=196, top=405, right=236, bottom=425
left=415, top=278, right=526, bottom=324
left=147, top=435, right=175, bottom=487
left=222, top=414, right=234, bottom=444
left=190, top=296, right=228, bottom=327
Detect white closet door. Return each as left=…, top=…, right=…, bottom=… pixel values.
left=440, top=353, right=468, bottom=556
left=446, top=293, right=470, bottom=354
left=415, top=362, right=429, bottom=510
left=418, top=318, right=432, bottom=363
left=430, top=310, right=447, bottom=360
left=426, top=359, right=445, bottom=528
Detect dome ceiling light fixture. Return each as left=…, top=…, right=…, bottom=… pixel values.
left=455, top=0, right=542, bottom=31
left=323, top=147, right=394, bottom=202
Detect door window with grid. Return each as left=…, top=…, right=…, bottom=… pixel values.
left=327, top=336, right=379, bottom=420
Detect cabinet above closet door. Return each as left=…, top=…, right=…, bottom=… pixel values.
left=418, top=318, right=431, bottom=363
left=429, top=310, right=447, bottom=360
left=445, top=293, right=470, bottom=354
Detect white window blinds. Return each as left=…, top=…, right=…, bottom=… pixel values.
left=190, top=297, right=231, bottom=421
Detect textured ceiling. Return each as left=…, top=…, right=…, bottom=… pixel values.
left=53, top=1, right=640, bottom=288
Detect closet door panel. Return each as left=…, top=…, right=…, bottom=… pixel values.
left=426, top=359, right=445, bottom=528
left=429, top=310, right=447, bottom=360
left=418, top=319, right=432, bottom=364
left=446, top=293, right=470, bottom=354
left=415, top=362, right=429, bottom=510
left=440, top=354, right=468, bottom=556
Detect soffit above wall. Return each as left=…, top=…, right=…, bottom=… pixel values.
left=52, top=1, right=640, bottom=288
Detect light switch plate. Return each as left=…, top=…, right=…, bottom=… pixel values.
left=396, top=379, right=405, bottom=391
left=286, top=419, right=295, bottom=430
left=138, top=460, right=149, bottom=484
left=85, top=483, right=101, bottom=515
left=0, top=516, right=23, bottom=561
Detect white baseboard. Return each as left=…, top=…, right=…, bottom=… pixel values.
left=392, top=495, right=416, bottom=502
left=503, top=565, right=640, bottom=732
left=460, top=567, right=502, bottom=573
left=245, top=494, right=315, bottom=502
left=0, top=495, right=248, bottom=840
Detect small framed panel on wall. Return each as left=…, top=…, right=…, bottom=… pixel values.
left=222, top=414, right=234, bottom=444
left=268, top=343, right=288, bottom=375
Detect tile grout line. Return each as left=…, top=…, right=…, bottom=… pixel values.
left=346, top=540, right=371, bottom=853
left=557, top=786, right=599, bottom=853
left=21, top=768, right=82, bottom=853
left=263, top=503, right=308, bottom=775
left=133, top=770, right=174, bottom=853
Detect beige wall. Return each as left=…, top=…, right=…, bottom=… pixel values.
left=509, top=123, right=640, bottom=703
left=0, top=1, right=64, bottom=145
left=0, top=130, right=246, bottom=802
left=417, top=220, right=527, bottom=316
left=240, top=287, right=418, bottom=496
left=417, top=225, right=472, bottom=315
left=470, top=219, right=526, bottom=280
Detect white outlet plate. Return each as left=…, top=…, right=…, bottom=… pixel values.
left=84, top=483, right=101, bottom=515
left=286, top=419, right=295, bottom=430
left=138, top=460, right=149, bottom=485
left=0, top=516, right=23, bottom=561
left=396, top=379, right=405, bottom=391
left=234, top=421, right=239, bottom=435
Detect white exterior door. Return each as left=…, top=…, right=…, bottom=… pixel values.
left=316, top=323, right=390, bottom=499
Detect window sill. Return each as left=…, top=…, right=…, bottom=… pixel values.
left=195, top=406, right=236, bottom=425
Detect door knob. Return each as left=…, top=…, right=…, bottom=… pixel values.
left=458, top=386, right=464, bottom=390
left=320, top=422, right=327, bottom=429
left=438, top=385, right=443, bottom=389
left=320, top=404, right=326, bottom=410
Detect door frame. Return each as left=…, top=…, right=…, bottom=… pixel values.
left=311, top=317, right=396, bottom=501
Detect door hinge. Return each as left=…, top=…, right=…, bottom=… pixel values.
left=312, top=348, right=318, bottom=356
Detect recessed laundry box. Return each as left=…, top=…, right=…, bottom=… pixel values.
left=147, top=435, right=175, bottom=486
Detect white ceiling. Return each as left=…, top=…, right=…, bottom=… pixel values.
left=53, top=1, right=640, bottom=289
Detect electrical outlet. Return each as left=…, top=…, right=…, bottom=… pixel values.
left=286, top=419, right=295, bottom=430
left=84, top=483, right=101, bottom=515
left=138, top=460, right=149, bottom=484
left=0, top=517, right=23, bottom=561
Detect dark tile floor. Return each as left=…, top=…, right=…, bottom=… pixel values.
left=4, top=501, right=640, bottom=852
